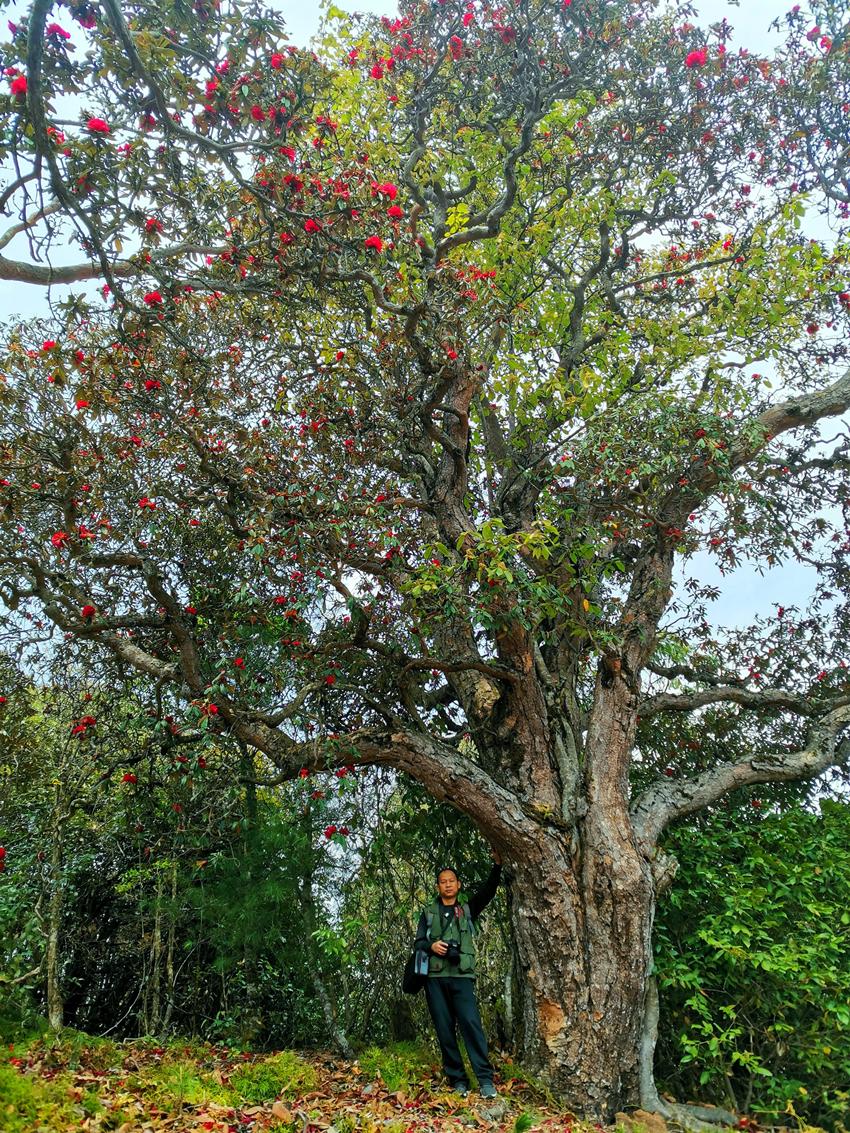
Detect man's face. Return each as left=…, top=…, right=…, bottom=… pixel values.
left=437, top=869, right=460, bottom=901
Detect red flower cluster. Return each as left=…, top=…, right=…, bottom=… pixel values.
left=10, top=74, right=26, bottom=96
left=364, top=235, right=383, bottom=253
left=143, top=290, right=163, bottom=306
left=122, top=772, right=137, bottom=783
left=71, top=714, right=97, bottom=736
left=81, top=604, right=96, bottom=619
left=371, top=181, right=398, bottom=200
left=685, top=49, right=707, bottom=69
left=86, top=117, right=110, bottom=134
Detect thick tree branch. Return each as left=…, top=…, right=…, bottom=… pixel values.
left=631, top=704, right=850, bottom=851
left=639, top=685, right=846, bottom=719
left=702, top=365, right=850, bottom=494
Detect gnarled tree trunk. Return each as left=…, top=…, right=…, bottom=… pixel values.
left=508, top=825, right=654, bottom=1115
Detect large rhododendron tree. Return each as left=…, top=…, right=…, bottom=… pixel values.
left=1, top=0, right=849, bottom=1118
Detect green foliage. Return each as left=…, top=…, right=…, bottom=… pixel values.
left=0, top=1062, right=104, bottom=1133
left=357, top=1041, right=435, bottom=1093
left=144, top=1061, right=232, bottom=1109
left=228, top=1051, right=318, bottom=1103
left=655, top=802, right=850, bottom=1130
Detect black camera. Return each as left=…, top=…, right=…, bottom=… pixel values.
left=445, top=941, right=461, bottom=965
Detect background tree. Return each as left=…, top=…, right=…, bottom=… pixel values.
left=1, top=0, right=849, bottom=1119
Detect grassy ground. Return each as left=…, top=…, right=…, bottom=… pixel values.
left=0, top=1025, right=581, bottom=1132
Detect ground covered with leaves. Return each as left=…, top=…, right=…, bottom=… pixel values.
left=1, top=1031, right=583, bottom=1133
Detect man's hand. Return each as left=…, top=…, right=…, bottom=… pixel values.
left=431, top=940, right=449, bottom=955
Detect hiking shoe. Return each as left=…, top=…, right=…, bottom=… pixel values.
left=452, top=1083, right=469, bottom=1097
left=479, top=1082, right=497, bottom=1099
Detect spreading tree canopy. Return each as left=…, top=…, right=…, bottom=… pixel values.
left=1, top=0, right=849, bottom=1119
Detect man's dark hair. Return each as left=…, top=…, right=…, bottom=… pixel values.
left=436, top=866, right=460, bottom=881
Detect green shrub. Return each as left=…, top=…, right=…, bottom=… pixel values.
left=655, top=801, right=850, bottom=1131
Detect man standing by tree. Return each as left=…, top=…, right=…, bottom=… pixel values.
left=414, top=852, right=502, bottom=1098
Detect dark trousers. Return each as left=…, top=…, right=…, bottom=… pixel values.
left=425, top=976, right=493, bottom=1087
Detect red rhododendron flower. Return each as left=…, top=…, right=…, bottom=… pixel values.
left=372, top=181, right=398, bottom=200
left=86, top=117, right=110, bottom=134
left=364, top=235, right=383, bottom=252
left=122, top=772, right=137, bottom=783
left=143, top=290, right=163, bottom=305
left=144, top=379, right=161, bottom=391
left=138, top=496, right=156, bottom=509
left=234, top=657, right=245, bottom=668
left=370, top=63, right=384, bottom=79
left=304, top=218, right=322, bottom=233
left=463, top=11, right=475, bottom=26
left=270, top=52, right=284, bottom=68
left=144, top=217, right=163, bottom=233
left=10, top=74, right=26, bottom=95
left=75, top=398, right=89, bottom=409
left=387, top=204, right=403, bottom=219
left=685, top=49, right=707, bottom=68
left=46, top=22, right=71, bottom=38
left=250, top=104, right=266, bottom=121
left=449, top=36, right=464, bottom=61
left=81, top=604, right=96, bottom=619
left=325, top=673, right=336, bottom=685
left=51, top=531, right=69, bottom=548
left=324, top=825, right=338, bottom=838
left=42, top=339, right=57, bottom=351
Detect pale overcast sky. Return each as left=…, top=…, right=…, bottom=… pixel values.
left=0, top=1, right=818, bottom=630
